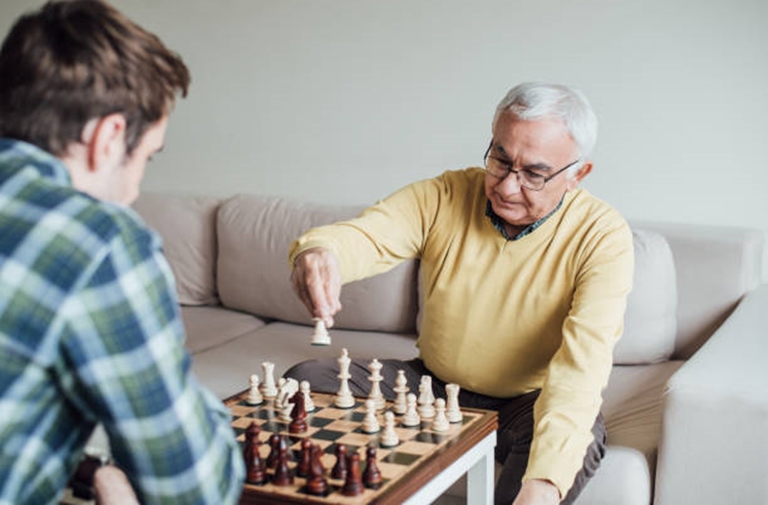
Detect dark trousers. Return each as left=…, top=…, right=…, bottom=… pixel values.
left=285, top=358, right=605, bottom=505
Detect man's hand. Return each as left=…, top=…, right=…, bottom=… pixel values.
left=512, top=479, right=561, bottom=505
left=93, top=465, right=139, bottom=504
left=291, top=247, right=342, bottom=328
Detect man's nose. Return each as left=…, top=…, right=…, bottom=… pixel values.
left=497, top=171, right=523, bottom=194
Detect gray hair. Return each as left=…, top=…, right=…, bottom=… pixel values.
left=493, top=82, right=598, bottom=170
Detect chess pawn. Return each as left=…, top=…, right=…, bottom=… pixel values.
left=305, top=444, right=329, bottom=495
left=362, top=446, right=382, bottom=490
left=244, top=422, right=266, bottom=485
left=311, top=317, right=331, bottom=346
left=300, top=380, right=315, bottom=412
left=401, top=393, right=421, bottom=427
left=445, top=383, right=462, bottom=423
left=431, top=398, right=450, bottom=432
left=260, top=362, right=278, bottom=399
left=361, top=399, right=380, bottom=434
left=272, top=444, right=294, bottom=486
left=246, top=374, right=264, bottom=405
left=296, top=438, right=312, bottom=477
left=331, top=444, right=348, bottom=480
left=335, top=348, right=355, bottom=409
left=380, top=411, right=399, bottom=447
left=342, top=453, right=364, bottom=496
left=392, top=370, right=408, bottom=415
left=266, top=433, right=281, bottom=469
left=418, top=376, right=436, bottom=419
left=367, top=359, right=385, bottom=411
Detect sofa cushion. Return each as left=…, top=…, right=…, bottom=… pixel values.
left=216, top=195, right=419, bottom=334
left=614, top=229, right=678, bottom=364
left=181, top=306, right=267, bottom=354
left=132, top=193, right=222, bottom=306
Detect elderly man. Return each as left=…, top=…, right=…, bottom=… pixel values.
left=287, top=82, right=634, bottom=505
left=0, top=1, right=244, bottom=503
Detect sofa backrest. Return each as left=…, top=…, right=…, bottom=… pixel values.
left=132, top=193, right=222, bottom=306
left=215, top=194, right=419, bottom=334
left=631, top=221, right=763, bottom=359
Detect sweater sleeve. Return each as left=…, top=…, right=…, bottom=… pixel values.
left=522, top=215, right=634, bottom=497
left=288, top=174, right=448, bottom=282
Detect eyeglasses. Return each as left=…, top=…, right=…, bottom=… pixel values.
left=483, top=141, right=580, bottom=191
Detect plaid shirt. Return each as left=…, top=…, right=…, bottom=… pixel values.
left=0, top=139, right=244, bottom=504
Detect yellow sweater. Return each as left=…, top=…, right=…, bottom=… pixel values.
left=289, top=168, right=634, bottom=496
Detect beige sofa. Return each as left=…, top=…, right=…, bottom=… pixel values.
left=131, top=192, right=765, bottom=505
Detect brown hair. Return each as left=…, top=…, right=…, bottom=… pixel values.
left=0, top=0, right=190, bottom=156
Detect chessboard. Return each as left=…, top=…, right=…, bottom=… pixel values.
left=226, top=390, right=498, bottom=505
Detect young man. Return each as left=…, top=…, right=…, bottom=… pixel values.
left=288, top=82, right=634, bottom=505
left=0, top=1, right=244, bottom=503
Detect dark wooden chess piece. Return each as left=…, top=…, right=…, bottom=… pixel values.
left=288, top=390, right=308, bottom=434
left=304, top=443, right=329, bottom=496
left=296, top=438, right=312, bottom=477
left=266, top=433, right=280, bottom=469
left=341, top=452, right=363, bottom=496
left=362, top=445, right=382, bottom=490
left=271, top=443, right=294, bottom=486
left=331, top=444, right=348, bottom=480
left=244, top=422, right=266, bottom=485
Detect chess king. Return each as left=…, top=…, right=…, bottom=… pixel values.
left=0, top=1, right=244, bottom=503
left=287, top=82, right=633, bottom=505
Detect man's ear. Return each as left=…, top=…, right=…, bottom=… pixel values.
left=83, top=114, right=127, bottom=172
left=566, top=161, right=592, bottom=191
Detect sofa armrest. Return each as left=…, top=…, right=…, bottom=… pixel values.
left=653, top=284, right=768, bottom=505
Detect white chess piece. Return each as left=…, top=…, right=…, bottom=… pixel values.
left=276, top=377, right=298, bottom=411
left=401, top=393, right=421, bottom=427
left=260, top=362, right=278, bottom=398
left=279, top=401, right=294, bottom=423
left=445, top=383, right=462, bottom=423
left=300, top=380, right=315, bottom=412
left=367, top=359, right=385, bottom=410
left=246, top=374, right=264, bottom=405
left=431, top=398, right=450, bottom=432
left=417, top=376, right=435, bottom=419
left=310, top=317, right=331, bottom=346
left=392, top=370, right=408, bottom=415
left=361, top=399, right=380, bottom=433
left=335, top=348, right=355, bottom=408
left=380, top=411, right=399, bottom=447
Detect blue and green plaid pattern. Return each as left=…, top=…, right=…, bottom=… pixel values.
left=0, top=139, right=244, bottom=504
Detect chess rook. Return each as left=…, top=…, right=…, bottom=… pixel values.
left=260, top=362, right=278, bottom=398
left=310, top=317, right=331, bottom=346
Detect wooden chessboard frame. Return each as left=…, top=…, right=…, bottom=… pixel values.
left=225, top=389, right=498, bottom=505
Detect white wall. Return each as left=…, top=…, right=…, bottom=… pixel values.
left=2, top=0, right=767, bottom=278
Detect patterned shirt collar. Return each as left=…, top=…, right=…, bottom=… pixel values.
left=0, top=138, right=72, bottom=187
left=485, top=195, right=564, bottom=241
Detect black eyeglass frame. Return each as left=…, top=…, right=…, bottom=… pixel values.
left=483, top=141, right=581, bottom=191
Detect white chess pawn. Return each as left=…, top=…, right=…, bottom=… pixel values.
left=310, top=317, right=331, bottom=346
left=445, top=383, right=462, bottom=423
left=367, top=359, right=385, bottom=411
left=401, top=393, right=421, bottom=427
left=392, top=370, right=409, bottom=415
left=380, top=411, right=399, bottom=447
left=335, top=348, right=355, bottom=409
left=300, top=380, right=315, bottom=412
left=418, top=376, right=435, bottom=419
left=246, top=374, right=264, bottom=405
left=260, top=362, right=278, bottom=399
left=361, top=399, right=380, bottom=433
left=431, top=398, right=450, bottom=432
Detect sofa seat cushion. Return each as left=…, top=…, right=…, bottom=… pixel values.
left=614, top=229, right=678, bottom=364
left=191, top=322, right=420, bottom=399
left=216, top=194, right=419, bottom=334
left=132, top=193, right=222, bottom=306
left=181, top=306, right=267, bottom=354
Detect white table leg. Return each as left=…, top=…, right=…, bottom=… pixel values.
left=467, top=431, right=497, bottom=505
